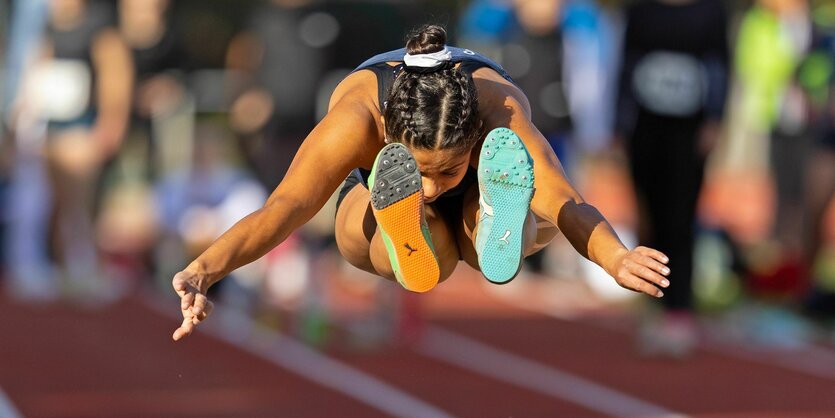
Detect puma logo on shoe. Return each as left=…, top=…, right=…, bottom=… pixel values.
left=479, top=193, right=494, bottom=217
left=404, top=243, right=417, bottom=256
left=499, top=230, right=511, bottom=244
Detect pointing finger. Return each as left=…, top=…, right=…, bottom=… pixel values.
left=173, top=316, right=194, bottom=341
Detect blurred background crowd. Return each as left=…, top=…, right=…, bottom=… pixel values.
left=1, top=0, right=835, bottom=358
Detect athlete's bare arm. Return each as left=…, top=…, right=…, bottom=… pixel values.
left=173, top=71, right=382, bottom=340
left=472, top=68, right=670, bottom=298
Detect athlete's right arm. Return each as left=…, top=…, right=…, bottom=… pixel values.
left=172, top=74, right=380, bottom=340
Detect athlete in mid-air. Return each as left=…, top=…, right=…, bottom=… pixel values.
left=172, top=25, right=671, bottom=341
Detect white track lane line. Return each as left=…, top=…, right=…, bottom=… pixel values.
left=0, top=387, right=23, bottom=418
left=498, top=285, right=835, bottom=383
left=419, top=327, right=687, bottom=418
left=142, top=297, right=452, bottom=418
left=702, top=339, right=835, bottom=381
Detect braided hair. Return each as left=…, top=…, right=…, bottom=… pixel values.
left=383, top=25, right=483, bottom=152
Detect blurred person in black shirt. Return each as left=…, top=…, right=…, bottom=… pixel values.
left=119, top=0, right=185, bottom=146
left=225, top=0, right=333, bottom=191
left=34, top=0, right=134, bottom=301
left=616, top=0, right=729, bottom=356
left=89, top=0, right=189, bottom=284
left=800, top=3, right=835, bottom=321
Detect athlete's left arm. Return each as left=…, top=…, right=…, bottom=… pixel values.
left=475, top=71, right=669, bottom=298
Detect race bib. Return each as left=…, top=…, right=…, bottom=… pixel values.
left=632, top=51, right=705, bottom=117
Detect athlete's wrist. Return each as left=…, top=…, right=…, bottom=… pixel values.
left=597, top=245, right=629, bottom=278
left=184, top=260, right=217, bottom=291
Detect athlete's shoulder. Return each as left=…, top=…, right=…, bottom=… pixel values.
left=328, top=69, right=379, bottom=114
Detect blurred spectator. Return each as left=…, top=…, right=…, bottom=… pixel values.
left=732, top=0, right=809, bottom=168
left=2, top=0, right=52, bottom=301
left=503, top=0, right=572, bottom=162
left=120, top=0, right=184, bottom=117
left=87, top=0, right=190, bottom=284
left=118, top=0, right=186, bottom=177
left=800, top=2, right=835, bottom=320
left=225, top=0, right=334, bottom=190
left=732, top=0, right=811, bottom=298
left=30, top=0, right=133, bottom=301
left=561, top=0, right=621, bottom=156
left=456, top=0, right=514, bottom=60
left=223, top=0, right=342, bottom=336
left=616, top=0, right=729, bottom=356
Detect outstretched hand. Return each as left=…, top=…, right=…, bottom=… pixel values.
left=172, top=269, right=214, bottom=341
left=609, top=246, right=670, bottom=298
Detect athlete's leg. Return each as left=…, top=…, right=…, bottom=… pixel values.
left=334, top=182, right=460, bottom=285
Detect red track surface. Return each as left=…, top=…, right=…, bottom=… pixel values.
left=2, top=266, right=835, bottom=418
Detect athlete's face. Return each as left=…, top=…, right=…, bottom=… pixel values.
left=409, top=147, right=473, bottom=203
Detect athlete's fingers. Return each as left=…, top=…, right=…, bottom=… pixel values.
left=172, top=272, right=190, bottom=296
left=639, top=254, right=671, bottom=278
left=620, top=273, right=664, bottom=298
left=191, top=293, right=208, bottom=316
left=635, top=246, right=669, bottom=264
left=173, top=282, right=187, bottom=297
left=181, top=291, right=195, bottom=311
left=173, top=316, right=195, bottom=341
left=192, top=301, right=213, bottom=325
left=626, top=257, right=669, bottom=288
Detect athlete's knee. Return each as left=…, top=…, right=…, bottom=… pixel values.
left=523, top=213, right=558, bottom=257
left=424, top=205, right=460, bottom=282
left=334, top=199, right=377, bottom=273
left=437, top=252, right=459, bottom=283
left=335, top=232, right=375, bottom=274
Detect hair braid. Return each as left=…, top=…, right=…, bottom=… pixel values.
left=383, top=24, right=482, bottom=153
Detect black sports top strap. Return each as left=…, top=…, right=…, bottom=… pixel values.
left=364, top=62, right=404, bottom=114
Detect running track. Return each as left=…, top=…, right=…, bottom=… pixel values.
left=2, top=266, right=835, bottom=417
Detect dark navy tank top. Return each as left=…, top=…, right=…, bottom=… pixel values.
left=352, top=46, right=515, bottom=113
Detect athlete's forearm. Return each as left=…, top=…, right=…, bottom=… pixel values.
left=555, top=200, right=628, bottom=276
left=185, top=197, right=310, bottom=287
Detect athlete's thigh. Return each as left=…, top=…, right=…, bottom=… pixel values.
left=334, top=184, right=377, bottom=271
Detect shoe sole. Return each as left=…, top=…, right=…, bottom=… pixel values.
left=370, top=143, right=440, bottom=292
left=477, top=128, right=534, bottom=284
